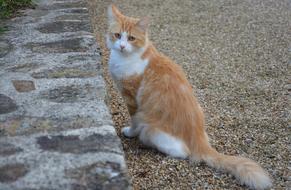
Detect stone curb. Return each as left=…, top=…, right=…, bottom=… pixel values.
left=0, top=0, right=131, bottom=189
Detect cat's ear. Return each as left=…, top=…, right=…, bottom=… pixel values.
left=136, top=17, right=150, bottom=32
left=108, top=4, right=122, bottom=24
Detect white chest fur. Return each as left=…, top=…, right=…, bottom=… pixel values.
left=109, top=49, right=149, bottom=80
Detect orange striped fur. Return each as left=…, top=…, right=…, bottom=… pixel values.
left=106, top=5, right=272, bottom=190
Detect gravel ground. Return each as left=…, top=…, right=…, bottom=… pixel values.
left=87, top=0, right=290, bottom=189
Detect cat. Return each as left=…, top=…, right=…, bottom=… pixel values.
left=106, top=4, right=272, bottom=190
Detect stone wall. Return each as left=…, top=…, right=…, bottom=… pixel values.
left=0, top=0, right=130, bottom=189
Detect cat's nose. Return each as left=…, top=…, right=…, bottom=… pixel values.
left=120, top=45, right=125, bottom=50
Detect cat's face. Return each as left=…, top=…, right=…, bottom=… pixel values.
left=107, top=5, right=149, bottom=54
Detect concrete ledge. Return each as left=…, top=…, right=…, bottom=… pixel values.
left=0, top=0, right=131, bottom=189
left=0, top=126, right=129, bottom=190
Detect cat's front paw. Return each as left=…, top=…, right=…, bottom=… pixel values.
left=121, top=127, right=135, bottom=138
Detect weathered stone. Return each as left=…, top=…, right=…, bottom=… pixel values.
left=12, top=80, right=36, bottom=92
left=0, top=126, right=128, bottom=189
left=0, top=142, right=22, bottom=156
left=7, top=63, right=39, bottom=72
left=40, top=84, right=99, bottom=103
left=29, top=9, right=49, bottom=18
left=0, top=94, right=17, bottom=114
left=0, top=129, right=4, bottom=137
left=0, top=0, right=130, bottom=188
left=64, top=54, right=102, bottom=65
left=0, top=163, right=28, bottom=183
left=63, top=8, right=88, bottom=14
left=47, top=1, right=87, bottom=9
left=25, top=38, right=90, bottom=53
left=0, top=41, right=12, bottom=58
left=37, top=134, right=120, bottom=154
left=0, top=117, right=104, bottom=136
left=65, top=54, right=95, bottom=63
left=56, top=14, right=89, bottom=21
left=37, top=21, right=91, bottom=33
left=20, top=188, right=54, bottom=190
left=67, top=162, right=130, bottom=190
left=31, top=67, right=98, bottom=79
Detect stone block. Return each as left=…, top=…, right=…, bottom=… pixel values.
left=0, top=41, right=12, bottom=58
left=46, top=1, right=87, bottom=10
left=0, top=142, right=23, bottom=156
left=56, top=14, right=89, bottom=21
left=25, top=38, right=90, bottom=53
left=0, top=126, right=130, bottom=190
left=40, top=84, right=101, bottom=103
left=31, top=66, right=98, bottom=79
left=0, top=164, right=28, bottom=183
left=12, top=80, right=36, bottom=92
left=63, top=8, right=88, bottom=14
left=37, top=21, right=91, bottom=33
left=0, top=94, right=17, bottom=114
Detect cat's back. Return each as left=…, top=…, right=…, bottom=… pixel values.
left=143, top=46, right=190, bottom=87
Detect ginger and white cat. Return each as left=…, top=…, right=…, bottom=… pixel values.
left=106, top=5, right=272, bottom=189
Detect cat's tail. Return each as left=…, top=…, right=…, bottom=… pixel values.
left=191, top=145, right=272, bottom=190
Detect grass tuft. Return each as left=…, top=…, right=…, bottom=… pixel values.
left=0, top=0, right=33, bottom=19
left=0, top=0, right=34, bottom=35
left=0, top=25, right=8, bottom=34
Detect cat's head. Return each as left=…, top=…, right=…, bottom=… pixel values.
left=106, top=4, right=149, bottom=54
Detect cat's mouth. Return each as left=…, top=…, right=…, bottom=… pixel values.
left=119, top=48, right=129, bottom=54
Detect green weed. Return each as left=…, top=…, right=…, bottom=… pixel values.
left=0, top=0, right=33, bottom=19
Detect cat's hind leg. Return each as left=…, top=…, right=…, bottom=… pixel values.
left=139, top=126, right=189, bottom=159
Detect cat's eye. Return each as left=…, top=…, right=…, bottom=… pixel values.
left=114, top=33, right=121, bottom=39
left=128, top=36, right=135, bottom=41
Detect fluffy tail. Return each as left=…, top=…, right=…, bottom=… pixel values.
left=194, top=146, right=272, bottom=190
